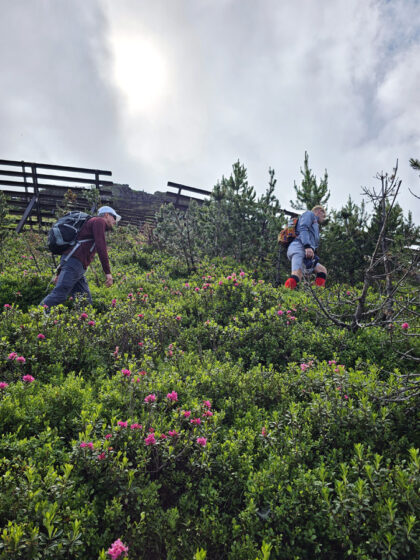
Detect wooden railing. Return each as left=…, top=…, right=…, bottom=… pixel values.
left=0, top=159, right=113, bottom=232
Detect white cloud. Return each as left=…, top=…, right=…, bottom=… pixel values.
left=1, top=0, right=419, bottom=218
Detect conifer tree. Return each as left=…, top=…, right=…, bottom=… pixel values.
left=290, top=151, right=330, bottom=210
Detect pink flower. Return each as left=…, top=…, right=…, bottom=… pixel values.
left=16, top=356, right=26, bottom=364
left=218, top=280, right=223, bottom=286
left=194, top=287, right=200, bottom=292
left=344, top=395, right=349, bottom=399
left=107, top=538, right=129, bottom=559
left=98, top=452, right=106, bottom=461
left=346, top=291, right=351, bottom=295
left=87, top=442, right=94, bottom=449
left=80, top=442, right=88, bottom=448
left=88, top=321, right=95, bottom=326
left=144, top=433, right=156, bottom=446
left=168, top=430, right=179, bottom=437
left=328, top=360, right=337, bottom=365
left=239, top=271, right=245, bottom=277
left=190, top=417, right=201, bottom=425
left=79, top=313, right=88, bottom=320
left=196, top=437, right=207, bottom=447
left=138, top=342, right=144, bottom=347
left=105, top=434, right=112, bottom=439
left=300, top=363, right=309, bottom=371
left=0, top=382, right=9, bottom=389
left=22, top=375, right=35, bottom=383
left=277, top=310, right=283, bottom=316
left=227, top=275, right=232, bottom=280
left=137, top=313, right=144, bottom=318
left=144, top=394, right=156, bottom=403
left=4, top=304, right=11, bottom=309
left=167, top=391, right=178, bottom=402
left=80, top=441, right=93, bottom=449
left=401, top=322, right=409, bottom=330
left=184, top=283, right=190, bottom=288
left=175, top=315, right=181, bottom=321
left=160, top=433, right=167, bottom=439
left=37, top=333, right=46, bottom=339
left=121, top=368, right=131, bottom=377
left=261, top=426, right=267, bottom=436
left=182, top=410, right=191, bottom=418
left=7, top=352, right=18, bottom=360
left=117, top=421, right=128, bottom=428
left=130, top=423, right=142, bottom=430
left=203, top=400, right=212, bottom=408
left=203, top=410, right=213, bottom=417
left=111, top=298, right=117, bottom=307
left=138, top=370, right=147, bottom=376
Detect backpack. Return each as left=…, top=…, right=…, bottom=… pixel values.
left=278, top=217, right=299, bottom=247
left=47, top=211, right=92, bottom=256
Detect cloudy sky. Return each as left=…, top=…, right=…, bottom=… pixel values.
left=1, top=0, right=419, bottom=220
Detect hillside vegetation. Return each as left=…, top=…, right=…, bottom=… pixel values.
left=0, top=224, right=418, bottom=560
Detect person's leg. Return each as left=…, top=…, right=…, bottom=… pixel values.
left=70, top=274, right=93, bottom=305
left=41, top=258, right=86, bottom=309
left=314, top=263, right=327, bottom=286
left=285, top=242, right=304, bottom=289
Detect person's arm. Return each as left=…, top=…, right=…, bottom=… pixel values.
left=91, top=219, right=112, bottom=279
left=297, top=211, right=315, bottom=249
left=297, top=211, right=316, bottom=258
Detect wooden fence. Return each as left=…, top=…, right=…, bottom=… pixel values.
left=0, top=159, right=213, bottom=232
left=0, top=159, right=113, bottom=232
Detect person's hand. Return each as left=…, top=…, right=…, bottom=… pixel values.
left=105, top=274, right=113, bottom=287
left=305, top=248, right=314, bottom=259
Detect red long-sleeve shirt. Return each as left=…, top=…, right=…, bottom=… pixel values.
left=64, top=217, right=111, bottom=274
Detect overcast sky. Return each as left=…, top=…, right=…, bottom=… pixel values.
left=1, top=0, right=419, bottom=220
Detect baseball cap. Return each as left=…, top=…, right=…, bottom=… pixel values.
left=98, top=206, right=121, bottom=223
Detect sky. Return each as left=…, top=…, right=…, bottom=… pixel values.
left=1, top=0, right=419, bottom=221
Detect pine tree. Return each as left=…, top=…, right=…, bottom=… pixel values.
left=290, top=151, right=330, bottom=211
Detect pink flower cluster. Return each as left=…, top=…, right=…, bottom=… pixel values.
left=22, top=375, right=35, bottom=383
left=107, top=538, right=129, bottom=559
left=401, top=322, right=409, bottom=330
left=196, top=437, right=207, bottom=447
left=80, top=441, right=94, bottom=449
left=167, top=391, right=178, bottom=402
left=0, top=382, right=9, bottom=389
left=144, top=393, right=156, bottom=403
left=37, top=333, right=46, bottom=340
left=121, top=368, right=131, bottom=377
left=79, top=313, right=88, bottom=320
left=144, top=433, right=156, bottom=445
left=8, top=353, right=26, bottom=363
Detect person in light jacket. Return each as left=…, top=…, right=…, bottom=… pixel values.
left=284, top=205, right=327, bottom=289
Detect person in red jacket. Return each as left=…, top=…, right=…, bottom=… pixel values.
left=41, top=206, right=120, bottom=309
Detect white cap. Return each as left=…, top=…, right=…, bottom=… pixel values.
left=98, top=206, right=121, bottom=223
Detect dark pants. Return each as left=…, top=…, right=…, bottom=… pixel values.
left=41, top=257, right=92, bottom=309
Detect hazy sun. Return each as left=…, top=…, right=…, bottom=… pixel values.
left=110, top=33, right=168, bottom=115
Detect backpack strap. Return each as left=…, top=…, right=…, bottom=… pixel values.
left=63, top=239, right=93, bottom=262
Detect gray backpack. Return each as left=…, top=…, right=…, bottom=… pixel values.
left=47, top=211, right=93, bottom=258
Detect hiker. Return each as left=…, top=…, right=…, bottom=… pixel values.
left=284, top=205, right=327, bottom=289
left=41, top=206, right=120, bottom=309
